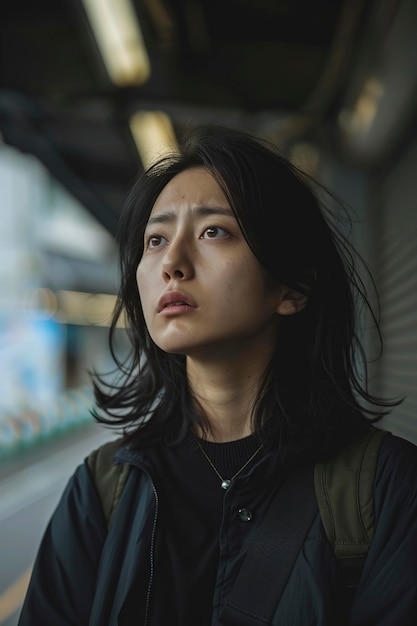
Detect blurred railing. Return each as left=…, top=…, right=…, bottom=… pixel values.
left=0, top=386, right=96, bottom=461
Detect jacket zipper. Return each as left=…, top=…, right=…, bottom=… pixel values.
left=143, top=477, right=159, bottom=626
left=118, top=449, right=160, bottom=625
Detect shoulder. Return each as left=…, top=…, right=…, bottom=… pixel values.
left=374, top=431, right=417, bottom=511
left=85, top=437, right=131, bottom=521
left=377, top=431, right=417, bottom=477
left=86, top=436, right=126, bottom=475
left=350, top=432, right=417, bottom=622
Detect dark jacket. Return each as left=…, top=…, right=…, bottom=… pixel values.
left=18, top=432, right=417, bottom=625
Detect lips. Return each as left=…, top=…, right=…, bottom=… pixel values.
left=157, top=290, right=197, bottom=312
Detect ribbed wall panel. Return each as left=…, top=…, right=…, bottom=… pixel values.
left=367, top=140, right=417, bottom=444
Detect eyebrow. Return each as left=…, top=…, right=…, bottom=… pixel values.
left=146, top=205, right=235, bottom=226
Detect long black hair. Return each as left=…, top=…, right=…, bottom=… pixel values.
left=92, top=124, right=400, bottom=461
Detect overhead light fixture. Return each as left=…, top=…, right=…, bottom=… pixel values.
left=338, top=78, right=384, bottom=136
left=82, top=0, right=151, bottom=86
left=129, top=111, right=178, bottom=169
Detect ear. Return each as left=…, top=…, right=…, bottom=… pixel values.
left=275, top=288, right=308, bottom=316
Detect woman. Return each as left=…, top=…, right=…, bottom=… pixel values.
left=19, top=125, right=417, bottom=625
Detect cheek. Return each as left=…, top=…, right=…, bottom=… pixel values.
left=236, top=263, right=283, bottom=310
left=136, top=265, right=142, bottom=293
left=136, top=265, right=150, bottom=309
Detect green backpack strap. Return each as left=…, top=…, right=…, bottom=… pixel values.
left=87, top=439, right=131, bottom=529
left=314, top=427, right=389, bottom=614
left=315, top=427, right=388, bottom=560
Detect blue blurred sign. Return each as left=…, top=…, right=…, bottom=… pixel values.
left=0, top=312, right=65, bottom=414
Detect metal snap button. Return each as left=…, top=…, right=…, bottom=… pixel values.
left=238, top=508, right=252, bottom=522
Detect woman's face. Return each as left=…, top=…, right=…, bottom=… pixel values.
left=136, top=168, right=289, bottom=362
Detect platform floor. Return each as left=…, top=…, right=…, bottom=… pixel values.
left=0, top=423, right=115, bottom=626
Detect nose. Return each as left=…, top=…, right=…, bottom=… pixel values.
left=162, top=237, right=194, bottom=282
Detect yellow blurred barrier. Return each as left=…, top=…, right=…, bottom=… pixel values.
left=0, top=567, right=31, bottom=623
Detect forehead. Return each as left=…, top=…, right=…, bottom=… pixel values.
left=149, top=168, right=230, bottom=217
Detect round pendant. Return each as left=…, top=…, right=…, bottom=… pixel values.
left=221, top=479, right=231, bottom=490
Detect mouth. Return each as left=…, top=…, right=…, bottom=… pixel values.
left=163, top=301, right=188, bottom=308
left=157, top=291, right=197, bottom=313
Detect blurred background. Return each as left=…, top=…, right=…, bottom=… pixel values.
left=0, top=0, right=416, bottom=623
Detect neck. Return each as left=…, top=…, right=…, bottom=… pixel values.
left=186, top=353, right=269, bottom=443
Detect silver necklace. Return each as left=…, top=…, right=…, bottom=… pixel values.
left=197, top=441, right=263, bottom=490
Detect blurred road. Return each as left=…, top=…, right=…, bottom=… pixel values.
left=0, top=424, right=115, bottom=625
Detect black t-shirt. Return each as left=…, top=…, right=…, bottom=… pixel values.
left=147, top=431, right=265, bottom=625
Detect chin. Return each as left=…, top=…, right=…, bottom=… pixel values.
left=152, top=330, right=228, bottom=358
left=152, top=338, right=190, bottom=355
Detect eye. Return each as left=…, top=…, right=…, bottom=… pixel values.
left=201, top=226, right=229, bottom=239
left=145, top=234, right=167, bottom=249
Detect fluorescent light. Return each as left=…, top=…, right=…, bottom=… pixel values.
left=338, top=78, right=384, bottom=135
left=82, top=0, right=151, bottom=86
left=129, top=111, right=178, bottom=169
left=52, top=290, right=127, bottom=327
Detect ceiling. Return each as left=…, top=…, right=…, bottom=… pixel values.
left=0, top=0, right=376, bottom=236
